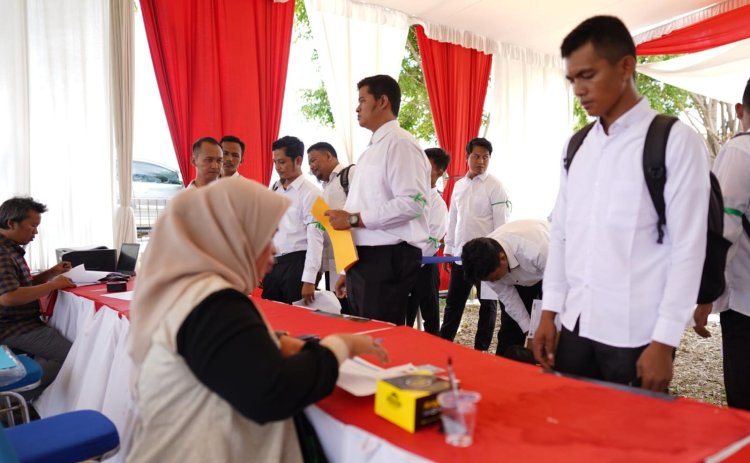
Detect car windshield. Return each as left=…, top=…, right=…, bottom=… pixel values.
left=133, top=161, right=181, bottom=184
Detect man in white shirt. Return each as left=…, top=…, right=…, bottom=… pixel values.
left=439, top=137, right=510, bottom=351
left=694, top=77, right=750, bottom=410
left=187, top=137, right=222, bottom=188
left=308, top=141, right=355, bottom=313
left=406, top=148, right=450, bottom=335
left=326, top=74, right=430, bottom=325
left=262, top=136, right=324, bottom=306
left=533, top=16, right=710, bottom=392
left=462, top=219, right=548, bottom=358
left=220, top=135, right=244, bottom=178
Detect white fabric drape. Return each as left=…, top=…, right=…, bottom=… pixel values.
left=0, top=0, right=114, bottom=270
left=486, top=44, right=573, bottom=221
left=304, top=0, right=409, bottom=164
left=111, top=0, right=136, bottom=248
left=638, top=37, right=750, bottom=104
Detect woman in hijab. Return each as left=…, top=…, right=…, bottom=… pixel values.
left=127, top=178, right=387, bottom=462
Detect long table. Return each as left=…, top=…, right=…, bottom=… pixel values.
left=34, top=283, right=750, bottom=462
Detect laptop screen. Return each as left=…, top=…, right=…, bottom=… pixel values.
left=116, top=243, right=140, bottom=275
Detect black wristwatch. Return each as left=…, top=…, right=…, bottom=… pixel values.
left=347, top=213, right=360, bottom=228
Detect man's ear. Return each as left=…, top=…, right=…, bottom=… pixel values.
left=620, top=55, right=636, bottom=81
left=295, top=156, right=303, bottom=168
left=191, top=156, right=198, bottom=167
left=378, top=94, right=390, bottom=112
left=736, top=102, right=744, bottom=120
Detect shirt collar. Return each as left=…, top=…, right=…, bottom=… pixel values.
left=465, top=171, right=489, bottom=181
left=328, top=163, right=344, bottom=183
left=368, top=119, right=400, bottom=146
left=495, top=237, right=519, bottom=271
left=0, top=234, right=24, bottom=256
left=283, top=174, right=305, bottom=191
left=596, top=97, right=651, bottom=136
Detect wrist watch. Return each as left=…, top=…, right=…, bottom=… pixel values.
left=347, top=213, right=360, bottom=227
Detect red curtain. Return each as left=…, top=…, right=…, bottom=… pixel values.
left=140, top=0, right=294, bottom=186
left=415, top=25, right=492, bottom=290
left=637, top=4, right=750, bottom=55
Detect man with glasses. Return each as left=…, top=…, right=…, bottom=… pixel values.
left=439, top=137, right=511, bottom=350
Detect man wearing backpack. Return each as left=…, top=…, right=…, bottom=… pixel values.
left=694, top=78, right=750, bottom=410
left=308, top=142, right=355, bottom=313
left=533, top=16, right=710, bottom=392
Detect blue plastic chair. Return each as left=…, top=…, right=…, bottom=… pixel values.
left=0, top=410, right=119, bottom=463
left=0, top=355, right=42, bottom=426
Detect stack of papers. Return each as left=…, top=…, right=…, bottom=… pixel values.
left=337, top=357, right=416, bottom=396
left=62, top=264, right=112, bottom=285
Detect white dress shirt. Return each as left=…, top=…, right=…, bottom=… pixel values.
left=542, top=98, right=710, bottom=348
left=420, top=187, right=448, bottom=257
left=321, top=163, right=355, bottom=272
left=344, top=120, right=430, bottom=249
left=444, top=172, right=510, bottom=260
left=485, top=219, right=549, bottom=333
left=271, top=175, right=324, bottom=284
left=712, top=130, right=750, bottom=316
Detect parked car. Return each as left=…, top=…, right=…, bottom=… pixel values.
left=132, top=160, right=183, bottom=233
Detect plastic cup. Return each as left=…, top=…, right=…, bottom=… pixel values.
left=437, top=390, right=481, bottom=447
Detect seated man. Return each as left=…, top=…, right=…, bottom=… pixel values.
left=461, top=219, right=549, bottom=359
left=0, top=197, right=75, bottom=397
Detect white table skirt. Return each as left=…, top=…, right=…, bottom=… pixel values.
left=34, top=290, right=428, bottom=463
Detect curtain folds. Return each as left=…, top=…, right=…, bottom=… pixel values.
left=415, top=25, right=492, bottom=206
left=636, top=4, right=750, bottom=55
left=304, top=0, right=409, bottom=164
left=111, top=0, right=136, bottom=249
left=139, top=0, right=295, bottom=186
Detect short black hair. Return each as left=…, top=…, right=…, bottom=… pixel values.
left=192, top=136, right=222, bottom=158
left=743, top=77, right=750, bottom=109
left=465, top=138, right=493, bottom=157
left=425, top=148, right=450, bottom=171
left=357, top=75, right=401, bottom=117
left=308, top=141, right=338, bottom=159
left=272, top=136, right=304, bottom=160
left=0, top=197, right=47, bottom=229
left=220, top=135, right=245, bottom=154
left=561, top=16, right=636, bottom=64
left=461, top=237, right=504, bottom=284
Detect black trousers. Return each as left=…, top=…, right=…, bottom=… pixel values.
left=346, top=243, right=421, bottom=325
left=261, top=251, right=306, bottom=304
left=406, top=263, right=440, bottom=335
left=720, top=309, right=750, bottom=411
left=439, top=264, right=497, bottom=350
left=555, top=320, right=649, bottom=386
left=496, top=282, right=542, bottom=356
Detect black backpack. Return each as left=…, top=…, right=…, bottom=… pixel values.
left=338, top=164, right=354, bottom=196
left=565, top=114, right=731, bottom=304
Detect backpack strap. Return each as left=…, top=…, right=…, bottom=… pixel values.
left=564, top=122, right=596, bottom=173
left=732, top=131, right=750, bottom=139
left=338, top=164, right=353, bottom=196
left=643, top=115, right=679, bottom=244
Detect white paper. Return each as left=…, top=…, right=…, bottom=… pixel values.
left=336, top=357, right=416, bottom=397
left=63, top=264, right=111, bottom=284
left=101, top=291, right=134, bottom=301
left=526, top=298, right=561, bottom=340
left=292, top=291, right=341, bottom=314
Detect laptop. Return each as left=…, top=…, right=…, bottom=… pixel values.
left=116, top=243, right=140, bottom=276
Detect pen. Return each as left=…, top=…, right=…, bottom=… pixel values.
left=373, top=337, right=384, bottom=346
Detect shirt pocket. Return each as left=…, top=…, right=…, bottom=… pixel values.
left=605, top=180, right=641, bottom=228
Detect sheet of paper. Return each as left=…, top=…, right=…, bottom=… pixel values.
left=63, top=264, right=111, bottom=284
left=336, top=357, right=416, bottom=397
left=292, top=290, right=341, bottom=314
left=101, top=291, right=135, bottom=301
left=311, top=196, right=358, bottom=274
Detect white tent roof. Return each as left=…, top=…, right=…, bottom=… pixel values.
left=362, top=0, right=719, bottom=55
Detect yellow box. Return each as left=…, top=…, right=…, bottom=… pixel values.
left=374, top=374, right=451, bottom=433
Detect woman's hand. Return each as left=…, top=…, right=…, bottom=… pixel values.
left=335, top=334, right=389, bottom=363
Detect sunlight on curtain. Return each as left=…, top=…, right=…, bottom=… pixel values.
left=486, top=45, right=572, bottom=221
left=3, top=0, right=114, bottom=270
left=304, top=0, right=409, bottom=164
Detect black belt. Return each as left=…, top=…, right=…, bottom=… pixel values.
left=275, top=250, right=306, bottom=264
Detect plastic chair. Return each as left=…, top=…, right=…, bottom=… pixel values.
left=0, top=410, right=119, bottom=463
left=0, top=355, right=42, bottom=426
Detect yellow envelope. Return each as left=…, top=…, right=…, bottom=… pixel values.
left=311, top=196, right=358, bottom=273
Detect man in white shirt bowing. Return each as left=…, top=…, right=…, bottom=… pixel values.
left=534, top=16, right=710, bottom=392
left=461, top=219, right=548, bottom=359
left=263, top=136, right=324, bottom=306
left=326, top=74, right=430, bottom=325
left=439, top=137, right=510, bottom=351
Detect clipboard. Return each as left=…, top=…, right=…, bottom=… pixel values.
left=311, top=196, right=359, bottom=273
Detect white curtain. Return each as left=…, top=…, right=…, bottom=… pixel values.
left=304, top=0, right=409, bottom=164
left=486, top=44, right=573, bottom=221
left=111, top=0, right=136, bottom=248
left=638, top=37, right=750, bottom=105
left=0, top=0, right=114, bottom=270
